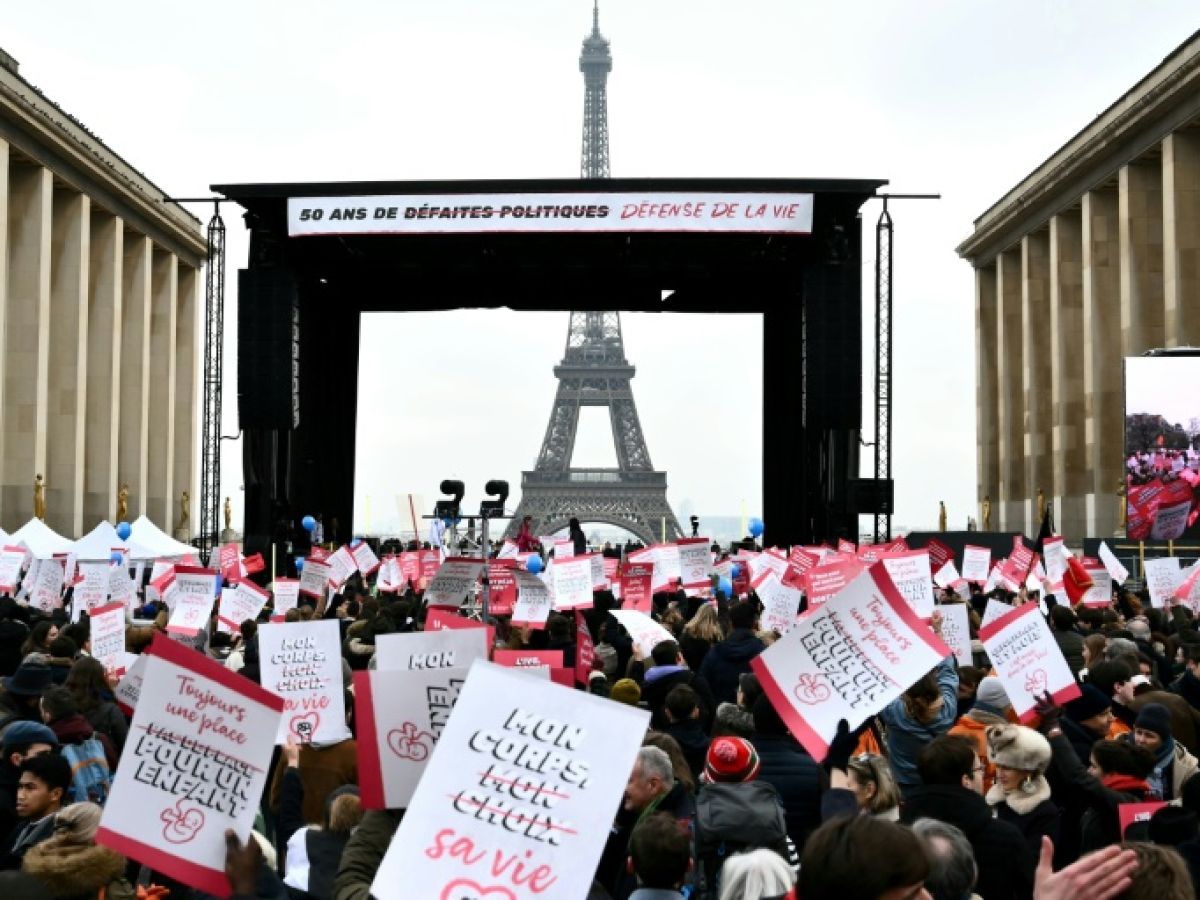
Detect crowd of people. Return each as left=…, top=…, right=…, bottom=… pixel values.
left=0, top=534, right=1198, bottom=898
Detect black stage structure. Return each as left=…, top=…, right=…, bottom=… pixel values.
left=213, top=177, right=885, bottom=564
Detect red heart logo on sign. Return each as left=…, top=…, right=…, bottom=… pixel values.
left=160, top=799, right=205, bottom=844
left=793, top=673, right=831, bottom=705
left=1023, top=668, right=1048, bottom=697
left=387, top=721, right=434, bottom=761
left=290, top=712, right=321, bottom=744
left=439, top=880, right=518, bottom=900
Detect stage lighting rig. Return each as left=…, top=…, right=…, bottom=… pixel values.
left=690, top=515, right=700, bottom=538
left=435, top=479, right=464, bottom=520
left=481, top=480, right=509, bottom=517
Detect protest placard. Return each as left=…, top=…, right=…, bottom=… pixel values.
left=938, top=602, right=973, bottom=667
left=749, top=548, right=788, bottom=590
left=166, top=567, right=218, bottom=638
left=609, top=609, right=674, bottom=658
left=1098, top=541, right=1130, bottom=586
left=1082, top=561, right=1113, bottom=607
left=551, top=555, right=594, bottom=610
left=837, top=538, right=856, bottom=554
left=879, top=549, right=935, bottom=618
left=425, top=558, right=485, bottom=608
left=981, top=598, right=1014, bottom=627
left=1042, top=537, right=1067, bottom=585
left=89, top=601, right=126, bottom=669
left=497, top=540, right=519, bottom=560
left=487, top=561, right=517, bottom=616
left=114, top=652, right=149, bottom=716
left=1145, top=557, right=1183, bottom=608
left=419, top=549, right=441, bottom=589
left=109, top=565, right=137, bottom=611
left=757, top=572, right=803, bottom=634
left=351, top=541, right=381, bottom=577
left=589, top=554, right=608, bottom=591
left=494, top=649, right=565, bottom=668
left=375, top=628, right=489, bottom=672
left=96, top=635, right=283, bottom=896
left=259, top=620, right=349, bottom=745
left=369, top=659, right=649, bottom=900
left=783, top=547, right=820, bottom=590
left=75, top=561, right=110, bottom=613
left=354, top=666, right=469, bottom=810
left=217, top=580, right=270, bottom=634
left=750, top=561, right=951, bottom=760
left=326, top=545, right=357, bottom=588
left=425, top=609, right=496, bottom=649
left=804, top=556, right=863, bottom=609
left=30, top=557, right=64, bottom=612
left=576, top=611, right=595, bottom=685
left=979, top=602, right=1081, bottom=721
left=298, top=559, right=332, bottom=599
left=1119, top=801, right=1168, bottom=838
left=553, top=539, right=574, bottom=560
left=933, top=560, right=960, bottom=589
left=620, top=563, right=654, bottom=613
left=925, top=538, right=953, bottom=574
left=218, top=544, right=243, bottom=583
left=271, top=578, right=301, bottom=620
left=511, top=569, right=553, bottom=628
left=961, top=545, right=992, bottom=584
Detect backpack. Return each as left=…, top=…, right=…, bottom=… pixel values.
left=693, top=781, right=790, bottom=899
left=61, top=736, right=112, bottom=805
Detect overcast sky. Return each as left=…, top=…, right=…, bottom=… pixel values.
left=5, top=2, right=1200, bottom=537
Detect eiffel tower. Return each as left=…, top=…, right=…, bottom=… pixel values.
left=505, top=5, right=682, bottom=546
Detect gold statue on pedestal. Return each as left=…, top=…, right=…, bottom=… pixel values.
left=177, top=491, right=190, bottom=532
left=1037, top=487, right=1046, bottom=523
left=224, top=497, right=233, bottom=532
left=33, top=474, right=45, bottom=521
left=982, top=495, right=992, bottom=531
left=1117, top=479, right=1127, bottom=534
left=938, top=501, right=947, bottom=533
left=116, top=484, right=129, bottom=523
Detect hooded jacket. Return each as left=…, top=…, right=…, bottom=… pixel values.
left=21, top=841, right=134, bottom=900
left=879, top=656, right=959, bottom=789
left=900, top=784, right=1034, bottom=900
left=46, top=715, right=116, bottom=772
left=698, top=629, right=765, bottom=705
left=641, top=665, right=716, bottom=731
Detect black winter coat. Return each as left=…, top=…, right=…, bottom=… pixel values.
left=993, top=797, right=1060, bottom=862
left=901, top=784, right=1034, bottom=900
left=641, top=667, right=717, bottom=731
left=698, top=629, right=764, bottom=705
left=752, top=733, right=823, bottom=852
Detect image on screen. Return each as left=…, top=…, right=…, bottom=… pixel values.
left=353, top=309, right=763, bottom=547
left=1124, top=354, right=1200, bottom=540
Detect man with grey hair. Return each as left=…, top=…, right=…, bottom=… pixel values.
left=912, top=818, right=980, bottom=900
left=600, top=744, right=697, bottom=900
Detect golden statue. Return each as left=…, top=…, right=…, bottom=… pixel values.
left=938, top=500, right=947, bottom=532
left=1117, top=479, right=1127, bottom=532
left=1037, top=487, right=1046, bottom=522
left=981, top=495, right=992, bottom=531
left=116, top=484, right=129, bottom=523
left=177, top=491, right=190, bottom=532
left=33, top=474, right=45, bottom=521
left=224, top=497, right=233, bottom=532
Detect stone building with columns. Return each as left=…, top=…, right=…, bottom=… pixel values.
left=957, top=30, right=1200, bottom=541
left=0, top=48, right=205, bottom=537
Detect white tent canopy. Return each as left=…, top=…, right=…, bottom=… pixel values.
left=128, top=515, right=195, bottom=559
left=72, top=521, right=161, bottom=561
left=8, top=518, right=74, bottom=558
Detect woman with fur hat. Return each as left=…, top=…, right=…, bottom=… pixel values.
left=984, top=724, right=1059, bottom=858
left=21, top=801, right=134, bottom=899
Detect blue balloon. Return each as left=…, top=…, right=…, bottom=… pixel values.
left=294, top=557, right=306, bottom=573
left=718, top=576, right=734, bottom=598
left=302, top=515, right=316, bottom=532
left=748, top=517, right=765, bottom=538
left=110, top=551, right=124, bottom=565
left=730, top=563, right=743, bottom=579
left=116, top=521, right=132, bottom=541
left=351, top=537, right=362, bottom=548
left=526, top=555, right=545, bottom=574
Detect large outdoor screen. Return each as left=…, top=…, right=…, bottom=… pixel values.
left=353, top=310, right=763, bottom=546
left=1124, top=354, right=1200, bottom=540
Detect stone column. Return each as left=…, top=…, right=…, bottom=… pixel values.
left=996, top=246, right=1025, bottom=532
left=46, top=188, right=90, bottom=536
left=84, top=213, right=122, bottom=527
left=0, top=140, right=9, bottom=524
left=147, top=248, right=177, bottom=529
left=1022, top=230, right=1052, bottom=536
left=1049, top=209, right=1086, bottom=540
left=1, top=163, right=52, bottom=520
left=1082, top=187, right=1123, bottom=535
left=1119, top=160, right=1165, bottom=354
left=1163, top=130, right=1200, bottom=348
left=119, top=234, right=151, bottom=519
left=975, top=263, right=999, bottom=526
left=173, top=263, right=199, bottom=538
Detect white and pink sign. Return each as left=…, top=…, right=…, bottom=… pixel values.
left=217, top=581, right=270, bottom=634
left=879, top=549, right=935, bottom=618
left=961, top=545, right=992, bottom=584
left=272, top=579, right=301, bottom=620
left=1098, top=542, right=1130, bottom=586
left=938, top=602, right=973, bottom=667
left=259, top=620, right=349, bottom=746
left=1145, top=557, right=1183, bottom=608
left=298, top=559, right=332, bottom=599
left=89, top=601, right=127, bottom=670
left=369, top=659, right=650, bottom=900
left=757, top=572, right=803, bottom=634
left=97, top=635, right=283, bottom=897
left=424, top=558, right=485, bottom=608
left=165, top=567, right=218, bottom=638
left=352, top=541, right=381, bottom=577
left=750, top=562, right=951, bottom=761
left=0, top=546, right=25, bottom=594
left=375, top=629, right=489, bottom=673
left=978, top=601, right=1080, bottom=722
left=30, top=557, right=64, bottom=612
left=804, top=557, right=864, bottom=609
left=511, top=569, right=553, bottom=628
left=609, top=609, right=674, bottom=659
left=551, top=555, right=594, bottom=610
